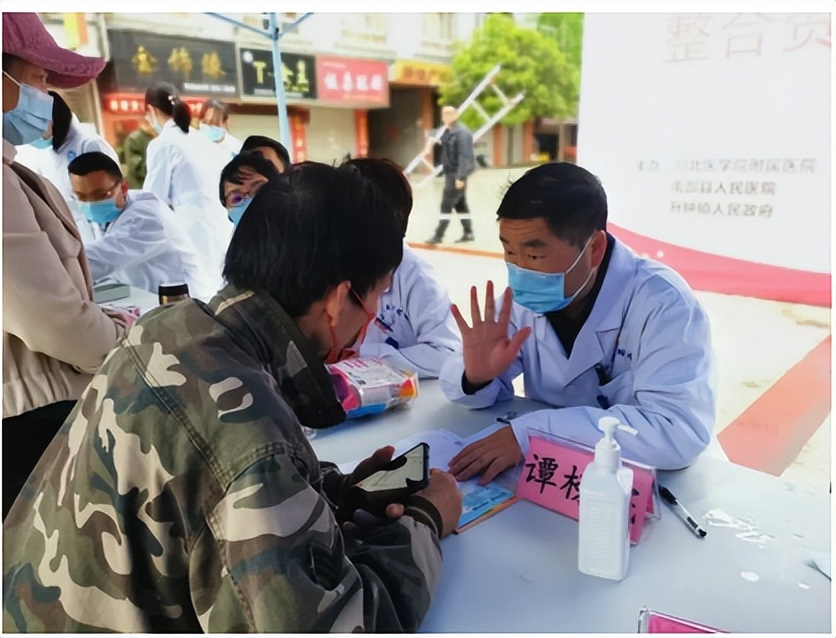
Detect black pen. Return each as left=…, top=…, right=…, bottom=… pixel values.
left=659, top=486, right=707, bottom=538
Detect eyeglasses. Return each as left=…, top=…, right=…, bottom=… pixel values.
left=70, top=181, right=121, bottom=203
left=225, top=181, right=266, bottom=209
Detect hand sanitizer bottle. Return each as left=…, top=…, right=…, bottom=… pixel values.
left=578, top=416, right=636, bottom=581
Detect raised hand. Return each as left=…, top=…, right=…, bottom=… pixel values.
left=450, top=280, right=532, bottom=387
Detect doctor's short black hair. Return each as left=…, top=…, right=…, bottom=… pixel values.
left=496, top=162, right=608, bottom=248
left=67, top=151, right=123, bottom=182
left=223, top=162, right=403, bottom=317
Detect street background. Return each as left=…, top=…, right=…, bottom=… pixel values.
left=404, top=167, right=832, bottom=493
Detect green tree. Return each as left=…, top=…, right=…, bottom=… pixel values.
left=438, top=14, right=578, bottom=131
left=536, top=12, right=584, bottom=70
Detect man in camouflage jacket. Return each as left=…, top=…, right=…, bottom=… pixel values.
left=3, top=165, right=460, bottom=632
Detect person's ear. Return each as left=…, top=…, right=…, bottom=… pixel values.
left=322, top=280, right=352, bottom=325
left=120, top=180, right=129, bottom=197
left=590, top=229, right=608, bottom=268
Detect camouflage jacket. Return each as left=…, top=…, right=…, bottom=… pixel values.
left=3, top=285, right=442, bottom=633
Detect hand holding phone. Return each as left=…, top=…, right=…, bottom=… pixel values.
left=346, top=443, right=430, bottom=518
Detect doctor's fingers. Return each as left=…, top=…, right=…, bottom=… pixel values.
left=496, top=286, right=515, bottom=326
left=450, top=303, right=475, bottom=336
left=506, top=326, right=533, bottom=356
left=448, top=441, right=491, bottom=480
left=468, top=285, right=485, bottom=325
left=483, top=280, right=496, bottom=321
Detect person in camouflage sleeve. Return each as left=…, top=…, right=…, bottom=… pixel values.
left=3, top=162, right=463, bottom=633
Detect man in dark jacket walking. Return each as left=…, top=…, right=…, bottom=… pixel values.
left=425, top=106, right=476, bottom=244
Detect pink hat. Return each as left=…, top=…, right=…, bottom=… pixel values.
left=3, top=13, right=106, bottom=89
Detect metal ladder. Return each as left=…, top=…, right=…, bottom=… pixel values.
left=403, top=64, right=524, bottom=189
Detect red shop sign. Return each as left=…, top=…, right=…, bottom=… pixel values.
left=316, top=56, right=389, bottom=107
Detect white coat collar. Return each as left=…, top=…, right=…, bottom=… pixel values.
left=559, top=238, right=639, bottom=380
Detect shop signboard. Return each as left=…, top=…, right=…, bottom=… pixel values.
left=238, top=47, right=317, bottom=100
left=104, top=29, right=238, bottom=97
left=316, top=56, right=389, bottom=107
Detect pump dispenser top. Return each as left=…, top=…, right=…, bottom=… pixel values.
left=593, top=416, right=637, bottom=471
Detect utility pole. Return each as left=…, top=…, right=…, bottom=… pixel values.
left=206, top=12, right=312, bottom=148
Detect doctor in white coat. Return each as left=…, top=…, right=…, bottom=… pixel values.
left=343, top=158, right=461, bottom=377
left=142, top=82, right=232, bottom=293
left=441, top=162, right=717, bottom=483
left=68, top=151, right=215, bottom=301
left=199, top=98, right=242, bottom=160
left=14, top=90, right=119, bottom=244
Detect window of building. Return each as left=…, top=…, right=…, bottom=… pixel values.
left=341, top=14, right=388, bottom=44
left=423, top=13, right=454, bottom=42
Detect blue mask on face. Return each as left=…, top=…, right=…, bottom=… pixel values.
left=228, top=196, right=253, bottom=226
left=29, top=136, right=53, bottom=149
left=146, top=111, right=163, bottom=135
left=202, top=124, right=225, bottom=143
left=507, top=239, right=594, bottom=314
left=2, top=71, right=54, bottom=146
left=78, top=197, right=122, bottom=226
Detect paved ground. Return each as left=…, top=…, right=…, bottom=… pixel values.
left=403, top=168, right=832, bottom=493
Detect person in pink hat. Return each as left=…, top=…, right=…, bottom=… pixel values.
left=2, top=13, right=137, bottom=518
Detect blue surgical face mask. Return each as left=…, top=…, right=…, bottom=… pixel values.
left=202, top=124, right=225, bottom=143
left=30, top=136, right=53, bottom=149
left=227, top=196, right=253, bottom=227
left=78, top=197, right=122, bottom=226
left=507, top=238, right=595, bottom=314
left=2, top=71, right=54, bottom=146
left=146, top=111, right=163, bottom=135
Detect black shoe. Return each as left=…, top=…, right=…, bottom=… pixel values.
left=426, top=235, right=443, bottom=245
left=454, top=232, right=475, bottom=243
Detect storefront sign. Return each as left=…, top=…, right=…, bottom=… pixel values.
left=316, top=56, right=389, bottom=107
left=390, top=59, right=450, bottom=86
left=239, top=48, right=316, bottom=100
left=102, top=93, right=204, bottom=115
left=104, top=29, right=238, bottom=97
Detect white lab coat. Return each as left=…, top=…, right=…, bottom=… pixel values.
left=439, top=239, right=718, bottom=471
left=359, top=243, right=461, bottom=378
left=143, top=120, right=233, bottom=292
left=14, top=119, right=119, bottom=244
left=217, top=131, right=242, bottom=158
left=85, top=190, right=216, bottom=301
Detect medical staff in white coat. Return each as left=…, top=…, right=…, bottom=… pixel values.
left=199, top=98, right=242, bottom=159
left=344, top=157, right=462, bottom=377
left=441, top=162, right=717, bottom=483
left=142, top=82, right=232, bottom=294
left=359, top=245, right=461, bottom=378
left=14, top=90, right=119, bottom=244
left=67, top=151, right=215, bottom=301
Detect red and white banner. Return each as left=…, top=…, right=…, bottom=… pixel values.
left=578, top=13, right=831, bottom=306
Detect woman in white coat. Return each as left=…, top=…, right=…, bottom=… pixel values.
left=14, top=90, right=119, bottom=243
left=344, top=158, right=461, bottom=378
left=142, top=82, right=232, bottom=294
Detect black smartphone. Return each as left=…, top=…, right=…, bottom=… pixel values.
left=350, top=442, right=430, bottom=515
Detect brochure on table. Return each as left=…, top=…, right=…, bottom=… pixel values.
left=339, top=428, right=517, bottom=531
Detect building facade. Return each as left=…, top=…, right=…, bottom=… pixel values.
left=41, top=12, right=556, bottom=170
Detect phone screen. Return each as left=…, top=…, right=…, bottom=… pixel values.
left=356, top=443, right=428, bottom=493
